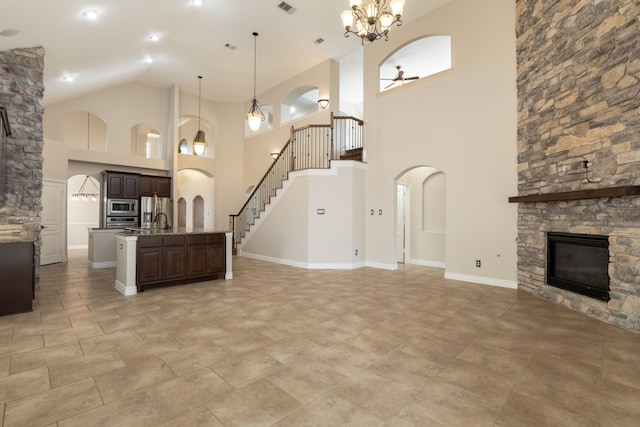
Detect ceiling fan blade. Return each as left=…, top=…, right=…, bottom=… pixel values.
left=384, top=82, right=395, bottom=89
left=404, top=76, right=419, bottom=81
left=380, top=78, right=395, bottom=81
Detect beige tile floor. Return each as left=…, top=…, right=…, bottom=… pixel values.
left=1, top=250, right=639, bottom=426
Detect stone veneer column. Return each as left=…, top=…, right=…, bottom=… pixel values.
left=516, top=1, right=640, bottom=331
left=0, top=47, right=45, bottom=253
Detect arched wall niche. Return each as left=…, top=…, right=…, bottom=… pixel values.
left=130, top=122, right=162, bottom=159
left=178, top=114, right=215, bottom=157
left=176, top=168, right=215, bottom=229
left=64, top=111, right=107, bottom=151
left=281, top=85, right=319, bottom=124
left=379, top=35, right=452, bottom=92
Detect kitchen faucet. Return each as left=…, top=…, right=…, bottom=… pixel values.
left=153, top=212, right=171, bottom=229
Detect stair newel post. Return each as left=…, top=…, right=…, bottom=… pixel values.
left=289, top=126, right=295, bottom=172
left=330, top=111, right=335, bottom=161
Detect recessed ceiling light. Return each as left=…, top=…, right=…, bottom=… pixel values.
left=144, top=56, right=154, bottom=63
left=192, top=0, right=203, bottom=5
left=0, top=28, right=20, bottom=37
left=82, top=9, right=98, bottom=19
left=62, top=75, right=75, bottom=82
left=148, top=33, right=160, bottom=42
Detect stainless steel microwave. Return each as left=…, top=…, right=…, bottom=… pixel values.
left=106, top=199, right=138, bottom=216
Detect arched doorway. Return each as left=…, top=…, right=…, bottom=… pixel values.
left=396, top=166, right=446, bottom=268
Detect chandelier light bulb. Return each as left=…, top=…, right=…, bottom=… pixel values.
left=341, top=0, right=405, bottom=44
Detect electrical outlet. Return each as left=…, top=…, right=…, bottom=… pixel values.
left=355, top=249, right=358, bottom=256
left=476, top=260, right=481, bottom=267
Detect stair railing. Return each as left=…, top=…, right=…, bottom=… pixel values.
left=229, top=114, right=363, bottom=248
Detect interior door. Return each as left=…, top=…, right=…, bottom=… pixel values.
left=396, top=184, right=407, bottom=264
left=41, top=179, right=66, bottom=265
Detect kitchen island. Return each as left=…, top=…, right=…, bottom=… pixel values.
left=115, top=228, right=232, bottom=296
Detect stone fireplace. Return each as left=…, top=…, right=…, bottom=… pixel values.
left=0, top=47, right=45, bottom=258
left=515, top=1, right=640, bottom=332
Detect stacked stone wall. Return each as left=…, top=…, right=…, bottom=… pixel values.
left=0, top=47, right=45, bottom=248
left=516, top=0, right=640, bottom=331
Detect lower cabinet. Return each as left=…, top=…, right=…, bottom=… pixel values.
left=0, top=241, right=34, bottom=316
left=137, top=233, right=224, bottom=291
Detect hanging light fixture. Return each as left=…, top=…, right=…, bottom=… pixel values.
left=341, top=0, right=405, bottom=44
left=193, top=75, right=207, bottom=156
left=247, top=32, right=264, bottom=132
left=72, top=175, right=100, bottom=202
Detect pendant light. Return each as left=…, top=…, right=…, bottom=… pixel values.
left=193, top=75, right=207, bottom=156
left=247, top=32, right=264, bottom=132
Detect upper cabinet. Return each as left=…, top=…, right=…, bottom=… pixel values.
left=139, top=175, right=171, bottom=197
left=104, top=171, right=138, bottom=199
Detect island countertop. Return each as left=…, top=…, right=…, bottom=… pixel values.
left=118, top=227, right=231, bottom=236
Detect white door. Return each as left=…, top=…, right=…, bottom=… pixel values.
left=396, top=184, right=407, bottom=264
left=41, top=179, right=66, bottom=265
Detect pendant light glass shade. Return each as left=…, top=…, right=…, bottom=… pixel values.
left=193, top=75, right=207, bottom=156
left=247, top=32, right=264, bottom=131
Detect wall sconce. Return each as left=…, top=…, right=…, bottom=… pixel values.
left=317, top=99, right=330, bottom=109
left=271, top=152, right=279, bottom=159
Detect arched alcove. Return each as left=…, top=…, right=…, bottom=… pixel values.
left=131, top=123, right=162, bottom=159
left=193, top=196, right=205, bottom=229
left=176, top=169, right=215, bottom=229
left=179, top=115, right=214, bottom=157
left=67, top=174, right=100, bottom=249
left=396, top=166, right=446, bottom=268
left=379, top=35, right=452, bottom=92
left=178, top=197, right=187, bottom=228
left=281, top=86, right=319, bottom=124
left=64, top=111, right=107, bottom=151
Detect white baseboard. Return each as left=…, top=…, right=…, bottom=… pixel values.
left=115, top=280, right=137, bottom=296
left=408, top=259, right=446, bottom=268
left=444, top=272, right=517, bottom=289
left=91, top=261, right=116, bottom=269
left=239, top=251, right=365, bottom=270
left=365, top=261, right=398, bottom=270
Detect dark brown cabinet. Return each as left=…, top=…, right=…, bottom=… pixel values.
left=0, top=242, right=34, bottom=316
left=139, top=175, right=171, bottom=197
left=104, top=171, right=138, bottom=199
left=137, top=233, right=221, bottom=291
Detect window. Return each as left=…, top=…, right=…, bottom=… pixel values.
left=380, top=35, right=452, bottom=93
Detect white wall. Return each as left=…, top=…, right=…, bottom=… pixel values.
left=176, top=169, right=215, bottom=229
left=363, top=0, right=518, bottom=284
left=67, top=174, right=100, bottom=249
left=240, top=162, right=366, bottom=268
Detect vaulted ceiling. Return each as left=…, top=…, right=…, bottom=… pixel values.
left=1, top=0, right=450, bottom=105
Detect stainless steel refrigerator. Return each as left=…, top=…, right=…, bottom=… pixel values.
left=140, top=195, right=173, bottom=229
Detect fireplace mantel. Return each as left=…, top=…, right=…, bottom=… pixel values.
left=508, top=185, right=640, bottom=203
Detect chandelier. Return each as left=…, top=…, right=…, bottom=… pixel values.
left=72, top=175, right=99, bottom=201
left=247, top=32, right=264, bottom=131
left=193, top=75, right=207, bottom=156
left=341, top=0, right=405, bottom=44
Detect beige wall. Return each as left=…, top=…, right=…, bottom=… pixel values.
left=363, top=0, right=518, bottom=283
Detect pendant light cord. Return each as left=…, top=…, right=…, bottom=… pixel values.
left=197, top=75, right=202, bottom=131
left=252, top=32, right=258, bottom=100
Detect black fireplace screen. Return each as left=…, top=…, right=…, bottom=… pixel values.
left=546, top=232, right=610, bottom=301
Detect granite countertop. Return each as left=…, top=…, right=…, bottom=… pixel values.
left=118, top=227, right=230, bottom=237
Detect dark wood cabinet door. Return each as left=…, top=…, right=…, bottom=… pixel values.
left=138, top=247, right=162, bottom=283
left=123, top=174, right=139, bottom=198
left=164, top=246, right=186, bottom=280
left=155, top=177, right=171, bottom=197
left=106, top=174, right=124, bottom=198
left=138, top=176, right=155, bottom=197
left=0, top=242, right=33, bottom=316
left=207, top=244, right=225, bottom=273
left=187, top=245, right=208, bottom=277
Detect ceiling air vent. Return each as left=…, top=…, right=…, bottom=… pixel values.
left=278, top=2, right=296, bottom=15
left=225, top=43, right=236, bottom=50
left=314, top=38, right=324, bottom=45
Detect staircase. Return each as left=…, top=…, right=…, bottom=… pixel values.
left=230, top=114, right=364, bottom=251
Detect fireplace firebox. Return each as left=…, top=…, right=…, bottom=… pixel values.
left=546, top=232, right=610, bottom=301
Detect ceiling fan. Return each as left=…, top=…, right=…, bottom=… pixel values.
left=381, top=66, right=419, bottom=89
